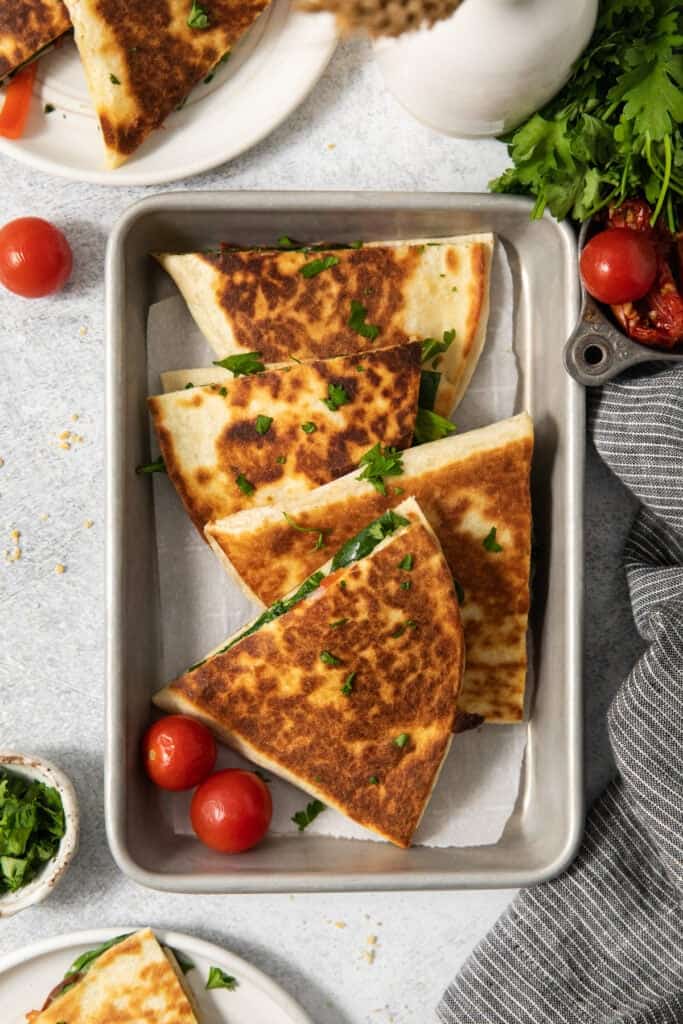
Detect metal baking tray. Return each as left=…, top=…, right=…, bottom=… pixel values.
left=105, top=191, right=584, bottom=892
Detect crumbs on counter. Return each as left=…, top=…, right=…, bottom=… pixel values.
left=55, top=428, right=85, bottom=451
left=39, top=513, right=49, bottom=522
left=4, top=527, right=21, bottom=563
left=83, top=519, right=94, bottom=529
left=334, top=921, right=346, bottom=929
left=71, top=413, right=80, bottom=422
left=0, top=457, right=4, bottom=468
left=327, top=143, right=336, bottom=150
left=79, top=326, right=88, bottom=336
left=54, top=563, right=66, bottom=575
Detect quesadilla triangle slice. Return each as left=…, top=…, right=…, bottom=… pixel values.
left=155, top=233, right=493, bottom=417
left=155, top=498, right=465, bottom=848
left=147, top=342, right=421, bottom=536
left=206, top=413, right=534, bottom=724
left=61, top=0, right=271, bottom=169
left=0, top=1, right=71, bottom=82
left=28, top=928, right=201, bottom=1024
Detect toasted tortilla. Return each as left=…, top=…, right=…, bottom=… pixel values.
left=148, top=343, right=421, bottom=535
left=155, top=498, right=464, bottom=848
left=155, top=234, right=493, bottom=417
left=61, top=0, right=271, bottom=168
left=31, top=928, right=200, bottom=1024
left=206, top=413, right=533, bottom=723
left=0, top=1, right=71, bottom=81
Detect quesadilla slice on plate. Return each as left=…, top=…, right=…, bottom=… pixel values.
left=156, top=234, right=493, bottom=416
left=62, top=0, right=271, bottom=168
left=205, top=413, right=533, bottom=724
left=28, top=928, right=200, bottom=1024
left=0, top=1, right=71, bottom=81
left=154, top=498, right=465, bottom=848
left=147, top=342, right=421, bottom=535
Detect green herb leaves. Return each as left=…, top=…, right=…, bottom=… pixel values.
left=393, top=733, right=410, bottom=749
left=421, top=328, right=455, bottom=365
left=300, top=255, right=340, bottom=278
left=0, top=770, right=65, bottom=895
left=490, top=1, right=683, bottom=228
left=292, top=799, right=325, bottom=831
left=398, top=554, right=413, bottom=571
left=255, top=415, right=273, bottom=435
left=348, top=300, right=380, bottom=340
left=282, top=511, right=329, bottom=550
left=357, top=443, right=404, bottom=495
left=320, top=650, right=341, bottom=666
left=188, top=0, right=210, bottom=28
left=135, top=456, right=166, bottom=475
left=331, top=510, right=409, bottom=570
left=341, top=671, right=356, bottom=696
left=414, top=408, right=457, bottom=445
left=323, top=382, right=350, bottom=411
left=206, top=967, right=238, bottom=991
left=483, top=526, right=503, bottom=552
left=213, top=351, right=265, bottom=377
left=109, top=73, right=121, bottom=85
left=235, top=473, right=255, bottom=496
left=301, top=421, right=317, bottom=434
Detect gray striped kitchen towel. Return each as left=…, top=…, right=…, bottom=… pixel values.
left=439, top=362, right=683, bottom=1024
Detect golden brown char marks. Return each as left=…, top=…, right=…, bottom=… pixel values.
left=148, top=343, right=420, bottom=536
left=0, top=0, right=70, bottom=78
left=168, top=519, right=464, bottom=847
left=202, top=245, right=423, bottom=361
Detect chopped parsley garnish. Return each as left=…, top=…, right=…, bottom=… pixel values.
left=414, top=408, right=456, bottom=445
left=401, top=580, right=412, bottom=591
left=109, top=73, right=121, bottom=85
left=187, top=0, right=210, bottom=28
left=331, top=510, right=409, bottom=570
left=0, top=770, right=65, bottom=895
left=390, top=623, right=408, bottom=638
left=276, top=455, right=287, bottom=464
left=301, top=421, right=317, bottom=434
left=398, top=554, right=413, bottom=571
left=407, top=619, right=418, bottom=629
left=368, top=775, right=379, bottom=785
left=219, top=386, right=228, bottom=397
left=184, top=382, right=194, bottom=389
left=255, top=414, right=273, bottom=435
left=300, top=255, right=340, bottom=278
left=44, top=103, right=55, bottom=114
left=483, top=526, right=503, bottom=552
left=323, top=382, right=350, bottom=411
left=278, top=235, right=297, bottom=249
left=282, top=511, right=329, bottom=551
left=421, top=328, right=455, bottom=365
left=206, top=967, right=238, bottom=991
left=330, top=618, right=349, bottom=628
left=393, top=733, right=410, bottom=748
left=349, top=240, right=364, bottom=248
left=235, top=473, right=255, bottom=496
left=356, top=364, right=366, bottom=372
left=135, top=456, right=165, bottom=475
left=357, top=443, right=404, bottom=495
left=292, top=799, right=325, bottom=831
left=341, top=671, right=356, bottom=695
left=320, top=650, right=341, bottom=666
left=213, top=351, right=265, bottom=377
left=339, top=579, right=347, bottom=591
left=348, top=299, right=380, bottom=340
left=453, top=578, right=465, bottom=604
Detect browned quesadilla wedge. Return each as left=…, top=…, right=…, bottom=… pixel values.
left=154, top=498, right=465, bottom=848
left=156, top=234, right=493, bottom=417
left=0, top=1, right=71, bottom=82
left=61, top=0, right=271, bottom=168
left=205, top=413, right=533, bottom=724
left=147, top=342, right=421, bottom=536
left=28, top=928, right=200, bottom=1024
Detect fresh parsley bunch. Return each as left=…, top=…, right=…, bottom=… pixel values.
left=491, top=0, right=683, bottom=229
left=0, top=770, right=65, bottom=893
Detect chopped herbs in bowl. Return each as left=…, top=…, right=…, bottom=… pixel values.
left=0, top=753, right=79, bottom=917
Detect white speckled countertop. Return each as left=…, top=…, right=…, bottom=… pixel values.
left=0, top=38, right=645, bottom=1024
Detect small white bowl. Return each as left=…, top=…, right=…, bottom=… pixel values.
left=0, top=753, right=79, bottom=918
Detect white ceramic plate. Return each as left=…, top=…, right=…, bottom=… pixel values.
left=0, top=6, right=336, bottom=186
left=0, top=928, right=313, bottom=1024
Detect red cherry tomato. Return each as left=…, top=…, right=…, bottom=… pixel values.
left=0, top=217, right=73, bottom=298
left=142, top=715, right=217, bottom=791
left=190, top=770, right=272, bottom=854
left=580, top=227, right=657, bottom=305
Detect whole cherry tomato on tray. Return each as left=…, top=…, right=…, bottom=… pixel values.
left=0, top=217, right=73, bottom=298
left=191, top=769, right=272, bottom=853
left=142, top=714, right=217, bottom=791
left=580, top=227, right=657, bottom=305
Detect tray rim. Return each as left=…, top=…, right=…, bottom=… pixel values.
left=105, top=190, right=584, bottom=892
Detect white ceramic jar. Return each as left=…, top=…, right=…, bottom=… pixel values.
left=374, top=0, right=599, bottom=138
